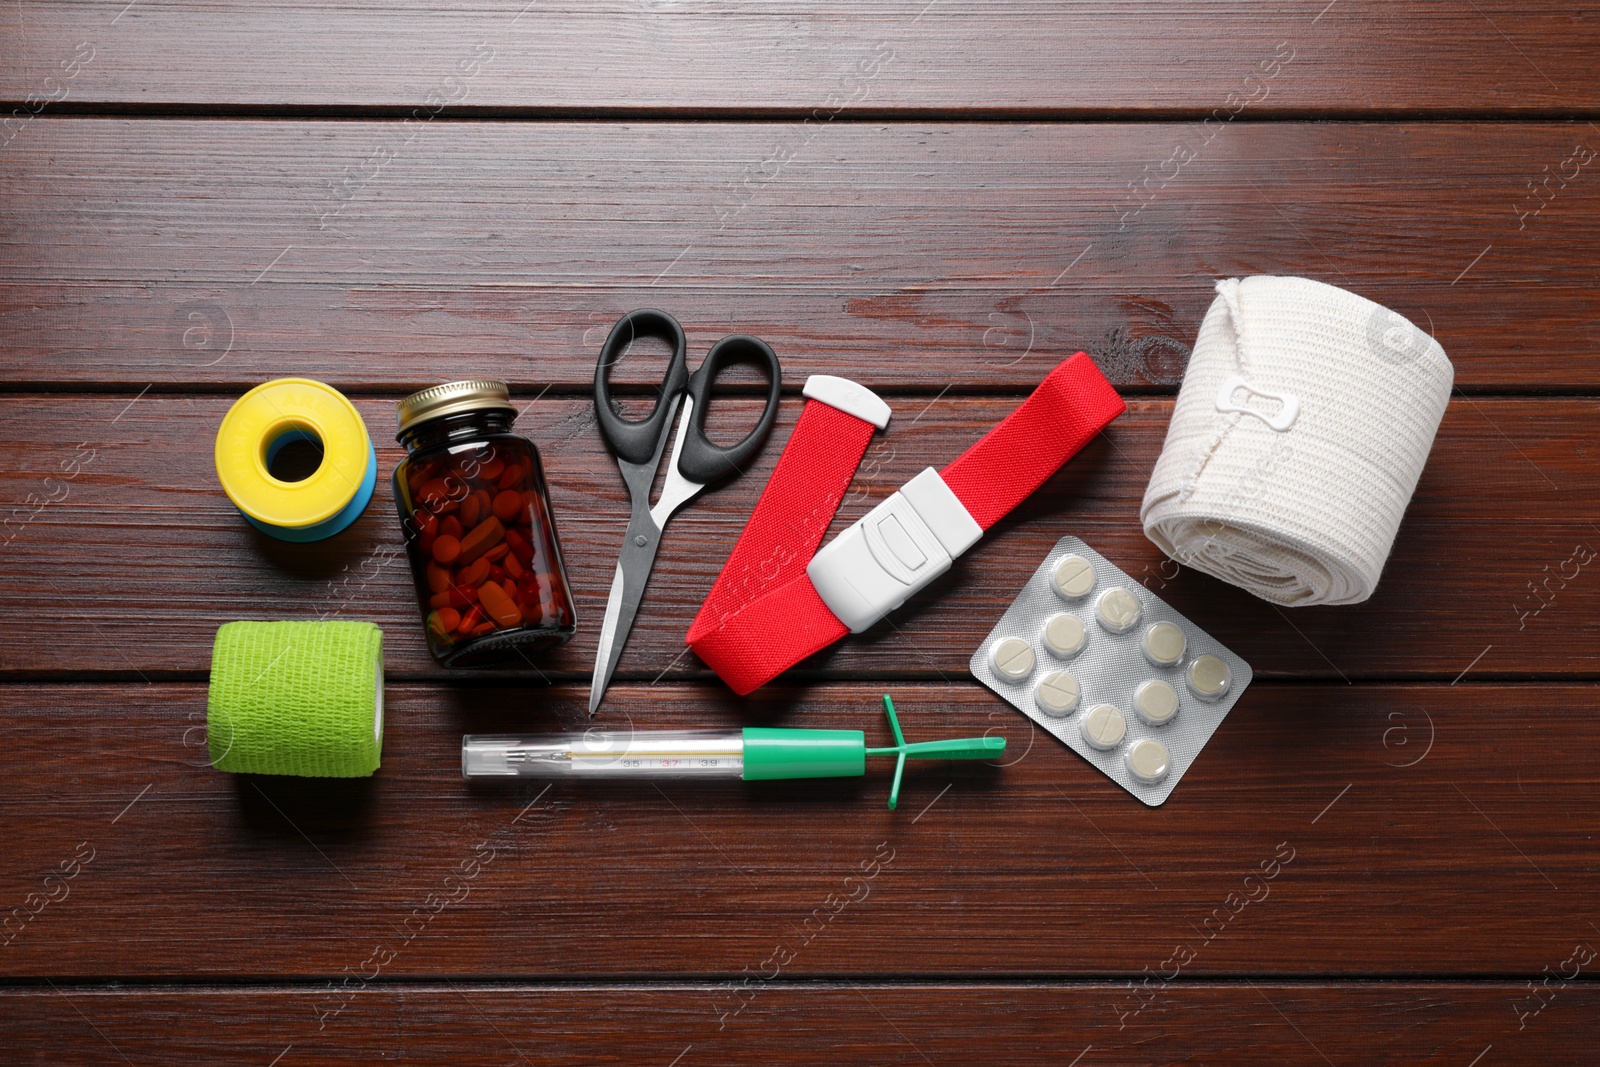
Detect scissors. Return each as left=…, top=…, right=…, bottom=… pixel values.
left=589, top=309, right=782, bottom=714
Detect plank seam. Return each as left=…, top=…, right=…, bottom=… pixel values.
left=13, top=104, right=1600, bottom=123
left=0, top=974, right=1593, bottom=991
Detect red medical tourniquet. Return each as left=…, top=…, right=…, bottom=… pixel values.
left=687, top=352, right=1124, bottom=694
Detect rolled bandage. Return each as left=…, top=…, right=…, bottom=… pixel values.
left=207, top=621, right=385, bottom=777
left=1141, top=276, right=1453, bottom=606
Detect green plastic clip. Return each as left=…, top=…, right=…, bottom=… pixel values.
left=865, top=694, right=1006, bottom=810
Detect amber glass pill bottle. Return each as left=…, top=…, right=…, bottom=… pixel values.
left=394, top=380, right=577, bottom=668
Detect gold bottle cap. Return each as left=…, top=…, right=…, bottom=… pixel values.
left=395, top=380, right=515, bottom=437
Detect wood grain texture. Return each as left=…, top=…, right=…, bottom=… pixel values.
left=1, top=983, right=1589, bottom=1066
left=5, top=6, right=1600, bottom=1060
left=3, top=2, right=1598, bottom=113
left=1, top=681, right=1595, bottom=978
left=4, top=120, right=1599, bottom=390
left=0, top=394, right=1591, bottom=679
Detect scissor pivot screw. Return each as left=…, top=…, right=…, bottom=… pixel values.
left=635, top=535, right=648, bottom=546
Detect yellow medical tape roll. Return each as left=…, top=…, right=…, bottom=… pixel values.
left=215, top=378, right=377, bottom=542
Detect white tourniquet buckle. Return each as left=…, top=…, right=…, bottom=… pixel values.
left=806, top=467, right=983, bottom=633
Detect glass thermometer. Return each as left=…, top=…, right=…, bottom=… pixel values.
left=462, top=695, right=1004, bottom=809
left=464, top=730, right=746, bottom=778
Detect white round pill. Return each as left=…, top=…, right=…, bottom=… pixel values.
left=1051, top=554, right=1096, bottom=600
left=1186, top=654, right=1232, bottom=701
left=1126, top=738, right=1171, bottom=785
left=989, top=636, right=1036, bottom=682
left=1080, top=703, right=1127, bottom=751
left=1141, top=621, right=1187, bottom=667
left=1041, top=613, right=1087, bottom=659
left=1134, top=679, right=1180, bottom=726
left=1094, top=587, right=1142, bottom=634
left=1034, top=671, right=1081, bottom=717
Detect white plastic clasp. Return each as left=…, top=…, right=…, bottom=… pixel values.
left=807, top=468, right=983, bottom=633
left=1215, top=374, right=1299, bottom=432
left=803, top=375, right=892, bottom=429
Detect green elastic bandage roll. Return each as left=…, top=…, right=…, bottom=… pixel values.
left=207, top=620, right=385, bottom=777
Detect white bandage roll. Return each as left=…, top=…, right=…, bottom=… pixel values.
left=1141, top=276, right=1453, bottom=607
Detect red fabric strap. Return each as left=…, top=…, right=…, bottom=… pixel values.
left=685, top=401, right=870, bottom=689
left=688, top=353, right=1124, bottom=695
left=942, top=351, right=1127, bottom=529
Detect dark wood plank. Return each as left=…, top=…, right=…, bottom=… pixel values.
left=1, top=681, right=1595, bottom=977
left=4, top=120, right=1599, bottom=390
left=4, top=2, right=1598, bottom=112
left=0, top=394, right=1592, bottom=679
left=3, top=3, right=1594, bottom=1057
left=2, top=982, right=1592, bottom=1065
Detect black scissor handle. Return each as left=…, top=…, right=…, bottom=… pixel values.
left=593, top=309, right=689, bottom=466
left=676, top=335, right=783, bottom=486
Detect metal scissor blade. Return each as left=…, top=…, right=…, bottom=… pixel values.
left=588, top=521, right=665, bottom=716
left=589, top=562, right=628, bottom=715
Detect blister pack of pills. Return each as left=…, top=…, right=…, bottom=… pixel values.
left=969, top=536, right=1251, bottom=806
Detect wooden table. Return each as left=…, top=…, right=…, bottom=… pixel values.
left=4, top=3, right=1598, bottom=1062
